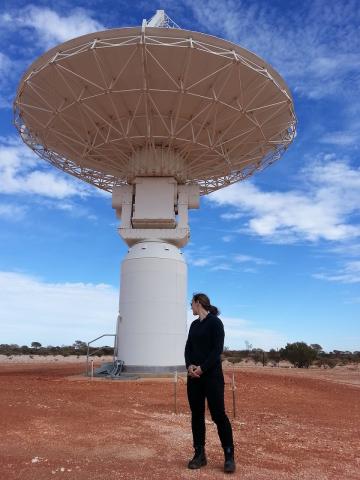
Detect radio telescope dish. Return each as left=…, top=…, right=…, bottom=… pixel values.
left=14, top=11, right=296, bottom=373
left=14, top=16, right=296, bottom=195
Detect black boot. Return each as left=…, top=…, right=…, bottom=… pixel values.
left=188, top=446, right=207, bottom=469
left=223, top=446, right=236, bottom=473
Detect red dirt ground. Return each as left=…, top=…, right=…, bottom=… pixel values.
left=0, top=362, right=359, bottom=480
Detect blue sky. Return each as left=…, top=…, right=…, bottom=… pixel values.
left=0, top=0, right=359, bottom=352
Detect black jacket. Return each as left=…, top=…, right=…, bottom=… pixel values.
left=184, top=313, right=224, bottom=373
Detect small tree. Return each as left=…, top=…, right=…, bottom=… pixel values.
left=31, top=341, right=42, bottom=350
left=73, top=340, right=87, bottom=351
left=310, top=344, right=324, bottom=356
left=251, top=349, right=267, bottom=366
left=280, top=342, right=317, bottom=368
left=268, top=349, right=281, bottom=366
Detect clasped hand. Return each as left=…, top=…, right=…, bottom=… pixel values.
left=188, top=364, right=203, bottom=378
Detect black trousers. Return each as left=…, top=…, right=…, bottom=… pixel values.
left=187, top=369, right=234, bottom=448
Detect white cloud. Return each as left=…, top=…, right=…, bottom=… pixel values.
left=320, top=130, right=360, bottom=147
left=209, top=155, right=360, bottom=244
left=0, top=203, right=26, bottom=220
left=221, top=235, right=234, bottom=243
left=2, top=6, right=104, bottom=49
left=0, top=271, right=118, bottom=345
left=234, top=254, right=274, bottom=266
left=330, top=243, right=360, bottom=257
left=184, top=247, right=222, bottom=268
left=186, top=0, right=360, bottom=100
left=304, top=155, right=360, bottom=190
left=0, top=52, right=11, bottom=73
left=30, top=197, right=99, bottom=221
left=0, top=137, right=92, bottom=199
left=186, top=253, right=229, bottom=269
left=313, top=261, right=360, bottom=284
left=191, top=258, right=210, bottom=267
left=221, top=213, right=243, bottom=220
left=185, top=248, right=273, bottom=272
left=210, top=263, right=232, bottom=271
left=0, top=51, right=16, bottom=108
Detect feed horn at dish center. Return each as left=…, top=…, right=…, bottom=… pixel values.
left=14, top=10, right=296, bottom=372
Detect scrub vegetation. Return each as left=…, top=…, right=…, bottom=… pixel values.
left=0, top=340, right=113, bottom=357
left=0, top=341, right=359, bottom=368
left=223, top=342, right=360, bottom=369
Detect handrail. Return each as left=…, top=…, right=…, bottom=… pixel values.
left=86, top=334, right=116, bottom=376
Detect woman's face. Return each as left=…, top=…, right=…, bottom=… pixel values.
left=191, top=299, right=200, bottom=315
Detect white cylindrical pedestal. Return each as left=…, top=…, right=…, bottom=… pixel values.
left=117, top=241, right=187, bottom=372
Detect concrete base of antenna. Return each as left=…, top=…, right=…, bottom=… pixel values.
left=112, top=151, right=200, bottom=371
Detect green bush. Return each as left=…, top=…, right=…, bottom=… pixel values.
left=280, top=342, right=317, bottom=368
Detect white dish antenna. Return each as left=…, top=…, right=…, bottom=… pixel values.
left=13, top=11, right=296, bottom=373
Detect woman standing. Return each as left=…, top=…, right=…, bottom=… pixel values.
left=185, top=293, right=235, bottom=473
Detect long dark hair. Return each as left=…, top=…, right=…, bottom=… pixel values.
left=192, top=293, right=220, bottom=316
